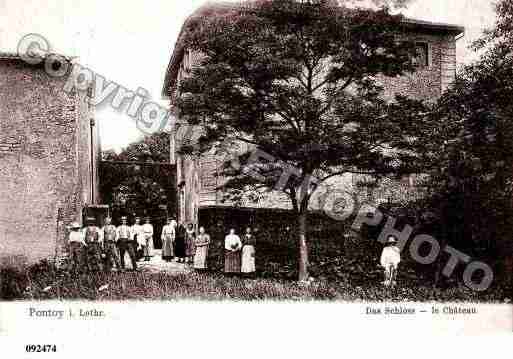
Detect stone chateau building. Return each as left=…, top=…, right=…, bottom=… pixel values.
left=162, top=2, right=465, bottom=230
left=0, top=53, right=100, bottom=266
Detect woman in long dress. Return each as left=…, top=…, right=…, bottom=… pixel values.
left=174, top=223, right=186, bottom=263
left=241, top=227, right=256, bottom=276
left=161, top=218, right=176, bottom=262
left=185, top=223, right=196, bottom=264
left=224, top=228, right=242, bottom=274
left=193, top=226, right=210, bottom=271
left=142, top=217, right=154, bottom=261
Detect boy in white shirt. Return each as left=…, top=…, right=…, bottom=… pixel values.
left=380, top=235, right=401, bottom=287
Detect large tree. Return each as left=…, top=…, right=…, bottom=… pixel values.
left=177, top=0, right=431, bottom=281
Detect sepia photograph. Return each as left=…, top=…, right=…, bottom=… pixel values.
left=0, top=0, right=512, bottom=353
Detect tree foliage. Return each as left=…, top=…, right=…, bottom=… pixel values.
left=418, top=0, right=513, bottom=283
left=102, top=132, right=170, bottom=163
left=100, top=133, right=174, bottom=217
left=176, top=0, right=432, bottom=280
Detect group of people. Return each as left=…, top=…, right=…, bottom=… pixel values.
left=160, top=219, right=257, bottom=275
left=224, top=227, right=256, bottom=276
left=67, top=216, right=154, bottom=272
left=67, top=216, right=257, bottom=276
left=160, top=219, right=211, bottom=269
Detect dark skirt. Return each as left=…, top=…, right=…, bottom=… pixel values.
left=175, top=237, right=186, bottom=258
left=185, top=236, right=195, bottom=257
left=224, top=250, right=241, bottom=273
left=162, top=237, right=174, bottom=259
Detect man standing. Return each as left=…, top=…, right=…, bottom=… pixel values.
left=117, top=216, right=137, bottom=271
left=83, top=217, right=103, bottom=272
left=102, top=217, right=121, bottom=271
left=68, top=221, right=86, bottom=274
left=142, top=217, right=154, bottom=262
left=131, top=217, right=145, bottom=261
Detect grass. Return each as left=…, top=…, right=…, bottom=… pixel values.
left=16, top=269, right=509, bottom=302
left=22, top=271, right=336, bottom=301
left=1, top=230, right=510, bottom=302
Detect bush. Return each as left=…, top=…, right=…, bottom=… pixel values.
left=0, top=266, right=29, bottom=300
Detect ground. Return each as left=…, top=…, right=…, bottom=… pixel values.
left=133, top=251, right=192, bottom=274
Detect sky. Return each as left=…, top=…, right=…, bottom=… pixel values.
left=0, top=0, right=498, bottom=152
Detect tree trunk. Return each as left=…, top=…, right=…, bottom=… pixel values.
left=433, top=238, right=446, bottom=288
left=434, top=201, right=448, bottom=288
left=298, top=210, right=309, bottom=282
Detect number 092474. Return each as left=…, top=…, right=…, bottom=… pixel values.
left=25, top=345, right=57, bottom=353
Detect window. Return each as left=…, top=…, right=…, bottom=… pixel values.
left=412, top=42, right=429, bottom=68
left=400, top=174, right=418, bottom=187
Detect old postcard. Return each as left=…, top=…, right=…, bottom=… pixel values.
left=0, top=0, right=512, bottom=356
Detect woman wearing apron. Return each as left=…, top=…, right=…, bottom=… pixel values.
left=193, top=226, right=211, bottom=271
left=161, top=218, right=176, bottom=262
left=241, top=227, right=256, bottom=277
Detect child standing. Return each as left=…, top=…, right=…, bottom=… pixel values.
left=380, top=235, right=401, bottom=287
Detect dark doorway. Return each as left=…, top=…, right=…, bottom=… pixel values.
left=99, top=161, right=177, bottom=249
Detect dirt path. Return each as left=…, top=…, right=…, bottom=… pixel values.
left=122, top=250, right=193, bottom=274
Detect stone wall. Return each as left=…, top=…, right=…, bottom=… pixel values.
left=378, top=33, right=456, bottom=101
left=0, top=58, right=97, bottom=266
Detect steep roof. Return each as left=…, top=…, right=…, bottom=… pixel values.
left=162, top=1, right=465, bottom=99
left=401, top=17, right=465, bottom=35
left=162, top=1, right=238, bottom=99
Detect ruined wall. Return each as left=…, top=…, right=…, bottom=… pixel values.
left=0, top=58, right=97, bottom=266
